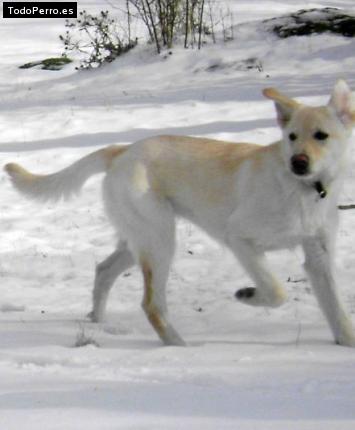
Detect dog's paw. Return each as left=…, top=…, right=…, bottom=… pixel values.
left=86, top=310, right=102, bottom=323
left=335, top=331, right=355, bottom=348
left=235, top=287, right=286, bottom=308
left=235, top=287, right=264, bottom=306
left=336, top=337, right=355, bottom=348
left=235, top=287, right=256, bottom=300
left=159, top=324, right=187, bottom=347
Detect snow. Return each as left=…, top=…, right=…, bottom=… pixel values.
left=1, top=0, right=355, bottom=428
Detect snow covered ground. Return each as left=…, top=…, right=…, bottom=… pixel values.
left=1, top=0, right=355, bottom=428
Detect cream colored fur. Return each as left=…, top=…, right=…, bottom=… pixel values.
left=5, top=80, right=355, bottom=347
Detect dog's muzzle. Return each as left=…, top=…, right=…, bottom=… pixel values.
left=290, top=153, right=310, bottom=176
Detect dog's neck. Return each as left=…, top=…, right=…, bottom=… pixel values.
left=313, top=181, right=327, bottom=199
left=310, top=158, right=349, bottom=201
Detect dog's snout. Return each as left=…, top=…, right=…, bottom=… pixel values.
left=290, top=153, right=310, bottom=176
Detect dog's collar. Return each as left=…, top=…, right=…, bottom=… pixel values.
left=313, top=181, right=327, bottom=199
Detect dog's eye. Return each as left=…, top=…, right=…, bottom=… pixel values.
left=289, top=132, right=297, bottom=142
left=314, top=130, right=329, bottom=141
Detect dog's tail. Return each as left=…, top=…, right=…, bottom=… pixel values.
left=4, top=145, right=127, bottom=202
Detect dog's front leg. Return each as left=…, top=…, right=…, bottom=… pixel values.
left=230, top=237, right=287, bottom=308
left=303, top=235, right=355, bottom=347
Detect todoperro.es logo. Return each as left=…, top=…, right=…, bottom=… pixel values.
left=2, top=2, right=77, bottom=18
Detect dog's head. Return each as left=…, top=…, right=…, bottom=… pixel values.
left=263, top=80, right=355, bottom=181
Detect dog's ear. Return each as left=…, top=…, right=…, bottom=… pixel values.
left=263, top=88, right=299, bottom=128
left=328, top=80, right=355, bottom=127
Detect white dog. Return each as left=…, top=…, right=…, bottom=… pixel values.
left=5, top=80, right=355, bottom=347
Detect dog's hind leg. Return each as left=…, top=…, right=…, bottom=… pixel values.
left=89, top=241, right=134, bottom=322
left=115, top=194, right=184, bottom=345
left=230, top=237, right=287, bottom=307
left=303, top=235, right=355, bottom=347
left=131, top=203, right=184, bottom=345
left=140, top=255, right=185, bottom=346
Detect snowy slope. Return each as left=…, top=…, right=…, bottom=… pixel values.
left=1, top=1, right=355, bottom=428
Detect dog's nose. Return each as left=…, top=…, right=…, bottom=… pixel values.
left=290, top=153, right=310, bottom=176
